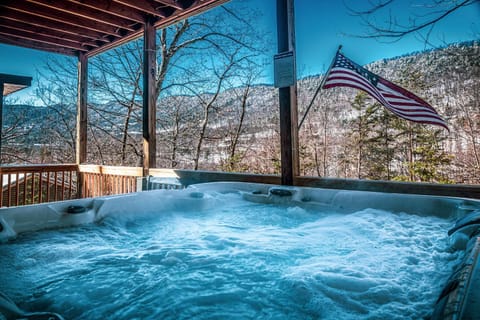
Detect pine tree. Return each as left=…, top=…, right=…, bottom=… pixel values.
left=364, top=105, right=397, bottom=180
left=344, top=92, right=378, bottom=179
left=391, top=68, right=453, bottom=182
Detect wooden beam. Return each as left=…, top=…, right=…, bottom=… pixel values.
left=76, top=53, right=88, bottom=198
left=0, top=19, right=101, bottom=48
left=151, top=0, right=229, bottom=30
left=153, top=0, right=186, bottom=10
left=3, top=1, right=125, bottom=37
left=76, top=53, right=88, bottom=165
left=78, top=164, right=143, bottom=177
left=0, top=25, right=92, bottom=52
left=1, top=8, right=113, bottom=43
left=69, top=0, right=147, bottom=23
left=0, top=34, right=78, bottom=56
left=28, top=0, right=138, bottom=31
left=142, top=16, right=157, bottom=176
left=113, top=0, right=169, bottom=18
left=0, top=0, right=229, bottom=57
left=276, top=0, right=299, bottom=185
left=87, top=0, right=230, bottom=57
left=287, top=0, right=299, bottom=179
left=0, top=164, right=78, bottom=174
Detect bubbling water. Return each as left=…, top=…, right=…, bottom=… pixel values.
left=0, top=192, right=460, bottom=319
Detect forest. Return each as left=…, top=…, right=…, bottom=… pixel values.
left=3, top=3, right=479, bottom=185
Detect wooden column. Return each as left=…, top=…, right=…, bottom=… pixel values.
left=76, top=53, right=88, bottom=165
left=76, top=53, right=88, bottom=197
left=276, top=0, right=299, bottom=185
left=142, top=16, right=157, bottom=176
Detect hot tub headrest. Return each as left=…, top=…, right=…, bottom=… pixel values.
left=448, top=211, right=480, bottom=236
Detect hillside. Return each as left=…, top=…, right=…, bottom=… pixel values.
left=3, top=41, right=479, bottom=182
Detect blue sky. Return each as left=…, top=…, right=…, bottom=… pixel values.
left=1, top=0, right=479, bottom=103
left=293, top=0, right=479, bottom=75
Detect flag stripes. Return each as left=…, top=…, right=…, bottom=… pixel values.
left=322, top=52, right=448, bottom=130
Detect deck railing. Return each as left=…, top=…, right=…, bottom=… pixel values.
left=78, top=165, right=141, bottom=198
left=0, top=164, right=78, bottom=207
left=1, top=164, right=480, bottom=208
left=0, top=164, right=142, bottom=208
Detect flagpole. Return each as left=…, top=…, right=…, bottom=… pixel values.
left=298, top=45, right=342, bottom=130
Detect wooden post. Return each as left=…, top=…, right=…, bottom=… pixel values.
left=142, top=16, right=157, bottom=177
left=76, top=53, right=88, bottom=197
left=76, top=53, right=88, bottom=164
left=276, top=0, right=299, bottom=185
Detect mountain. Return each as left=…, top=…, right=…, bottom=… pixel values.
left=2, top=41, right=479, bottom=182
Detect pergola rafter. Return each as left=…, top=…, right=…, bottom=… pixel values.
left=0, top=0, right=229, bottom=57
left=0, top=0, right=231, bottom=185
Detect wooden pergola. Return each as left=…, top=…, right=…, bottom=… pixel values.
left=0, top=0, right=230, bottom=56
left=0, top=0, right=231, bottom=171
left=0, top=0, right=300, bottom=185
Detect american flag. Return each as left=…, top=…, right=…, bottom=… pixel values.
left=322, top=52, right=448, bottom=130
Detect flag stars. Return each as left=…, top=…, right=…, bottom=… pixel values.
left=335, top=53, right=379, bottom=85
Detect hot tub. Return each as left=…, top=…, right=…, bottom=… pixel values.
left=1, top=182, right=479, bottom=319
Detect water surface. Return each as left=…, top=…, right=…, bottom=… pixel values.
left=0, top=192, right=460, bottom=319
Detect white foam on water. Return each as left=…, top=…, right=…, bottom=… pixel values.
left=0, top=192, right=461, bottom=319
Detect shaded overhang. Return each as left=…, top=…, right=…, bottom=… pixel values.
left=0, top=73, right=32, bottom=96
left=0, top=0, right=229, bottom=57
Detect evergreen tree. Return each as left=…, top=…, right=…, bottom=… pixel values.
left=344, top=92, right=378, bottom=179
left=364, top=105, right=397, bottom=180
left=391, top=68, right=452, bottom=182
left=410, top=129, right=453, bottom=183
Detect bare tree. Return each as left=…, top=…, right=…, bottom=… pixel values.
left=89, top=41, right=143, bottom=165
left=1, top=98, right=37, bottom=163
left=85, top=3, right=266, bottom=168
left=157, top=95, right=198, bottom=168
left=217, top=62, right=263, bottom=172
left=447, top=60, right=480, bottom=183
left=188, top=53, right=242, bottom=170
left=297, top=76, right=323, bottom=176
left=154, top=5, right=267, bottom=170
left=345, top=0, right=479, bottom=43
left=35, top=59, right=78, bottom=163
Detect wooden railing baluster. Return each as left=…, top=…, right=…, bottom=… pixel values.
left=61, top=171, right=65, bottom=201
left=15, top=172, right=19, bottom=206
left=7, top=174, right=12, bottom=207
left=22, top=171, right=26, bottom=205
left=46, top=172, right=51, bottom=203
left=38, top=172, right=43, bottom=203
left=54, top=171, right=58, bottom=202
left=30, top=173, right=35, bottom=205
left=0, top=164, right=146, bottom=208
